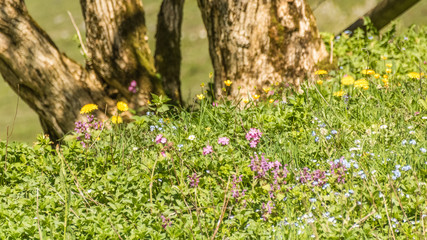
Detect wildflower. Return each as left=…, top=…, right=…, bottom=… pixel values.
left=262, top=87, right=271, bottom=93
left=203, top=145, right=213, bottom=155
left=331, top=130, right=338, bottom=135
left=379, top=125, right=387, bottom=129
left=316, top=80, right=323, bottom=85
left=212, top=102, right=218, bottom=107
left=155, top=134, right=167, bottom=144
left=111, top=116, right=123, bottom=124
left=333, top=90, right=345, bottom=97
left=341, top=75, right=355, bottom=85
left=218, top=137, right=230, bottom=146
left=409, top=139, right=416, bottom=145
left=402, top=165, right=411, bottom=171
left=392, top=169, right=401, bottom=180
left=246, top=128, right=262, bottom=148
left=408, top=72, right=421, bottom=79
left=200, top=82, right=205, bottom=88
left=117, top=101, right=129, bottom=112
left=188, top=173, right=200, bottom=188
left=383, top=74, right=389, bottom=79
left=243, top=98, right=249, bottom=104
left=269, top=99, right=274, bottom=103
left=80, top=104, right=98, bottom=114
left=374, top=73, right=380, bottom=79
left=361, top=69, right=375, bottom=75
left=386, top=63, right=392, bottom=68
left=386, top=68, right=392, bottom=74
left=224, top=80, right=232, bottom=86
left=420, top=148, right=427, bottom=153
left=315, top=70, right=328, bottom=75
left=381, top=56, right=387, bottom=60
left=402, top=140, right=407, bottom=145
left=354, top=79, right=369, bottom=89
left=188, top=135, right=196, bottom=141
left=253, top=94, right=260, bottom=100
left=196, top=94, right=205, bottom=100
left=128, top=80, right=137, bottom=93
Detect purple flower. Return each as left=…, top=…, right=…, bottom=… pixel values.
left=188, top=173, right=200, bottom=188
left=246, top=128, right=262, bottom=148
left=128, top=80, right=137, bottom=93
left=161, top=215, right=171, bottom=229
left=218, top=137, right=230, bottom=145
left=203, top=145, right=213, bottom=155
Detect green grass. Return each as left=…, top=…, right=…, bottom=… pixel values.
left=0, top=25, right=426, bottom=238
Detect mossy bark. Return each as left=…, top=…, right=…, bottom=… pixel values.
left=197, top=0, right=327, bottom=98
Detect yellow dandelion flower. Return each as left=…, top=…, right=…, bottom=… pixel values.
left=111, top=116, right=123, bottom=124
left=361, top=69, right=375, bottom=75
left=381, top=56, right=388, bottom=60
left=374, top=74, right=380, bottom=79
left=263, top=87, right=270, bottom=93
left=200, top=82, right=205, bottom=88
left=354, top=79, right=369, bottom=89
left=224, top=80, right=232, bottom=86
left=397, top=82, right=401, bottom=87
left=315, top=70, right=328, bottom=75
left=386, top=63, right=392, bottom=68
left=317, top=80, right=323, bottom=85
left=341, top=75, right=355, bottom=86
left=80, top=104, right=98, bottom=114
left=147, top=100, right=151, bottom=105
left=269, top=99, right=274, bottom=104
left=386, top=68, right=392, bottom=74
left=253, top=94, right=260, bottom=100
left=333, top=90, right=345, bottom=97
left=243, top=98, right=249, bottom=104
left=197, top=94, right=205, bottom=100
left=275, top=82, right=280, bottom=86
left=408, top=72, right=421, bottom=79
left=383, top=74, right=388, bottom=79
left=362, top=85, right=369, bottom=90
left=117, top=101, right=129, bottom=112
left=382, top=79, right=389, bottom=85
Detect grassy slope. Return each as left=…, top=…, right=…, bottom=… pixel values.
left=1, top=0, right=427, bottom=143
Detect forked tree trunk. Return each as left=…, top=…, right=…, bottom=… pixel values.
left=0, top=0, right=182, bottom=141
left=197, top=0, right=327, bottom=98
left=155, top=0, right=185, bottom=105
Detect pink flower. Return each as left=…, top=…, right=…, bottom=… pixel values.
left=212, top=102, right=218, bottom=107
left=161, top=151, right=166, bottom=157
left=246, top=128, right=262, bottom=148
left=156, top=134, right=167, bottom=144
left=203, top=145, right=213, bottom=155
left=218, top=137, right=230, bottom=145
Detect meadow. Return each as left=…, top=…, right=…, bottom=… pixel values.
left=0, top=24, right=426, bottom=239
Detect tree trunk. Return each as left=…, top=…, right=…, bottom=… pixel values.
left=197, top=0, right=327, bottom=98
left=80, top=0, right=164, bottom=107
left=0, top=0, right=177, bottom=141
left=341, top=0, right=420, bottom=35
left=155, top=0, right=185, bottom=105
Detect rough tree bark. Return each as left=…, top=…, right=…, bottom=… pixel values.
left=341, top=0, right=420, bottom=35
left=0, top=0, right=182, bottom=141
left=155, top=0, right=185, bottom=105
left=197, top=0, right=327, bottom=98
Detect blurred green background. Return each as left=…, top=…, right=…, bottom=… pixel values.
left=1, top=0, right=427, bottom=143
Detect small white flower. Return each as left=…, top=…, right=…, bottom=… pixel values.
left=188, top=135, right=196, bottom=140
left=379, top=125, right=387, bottom=129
